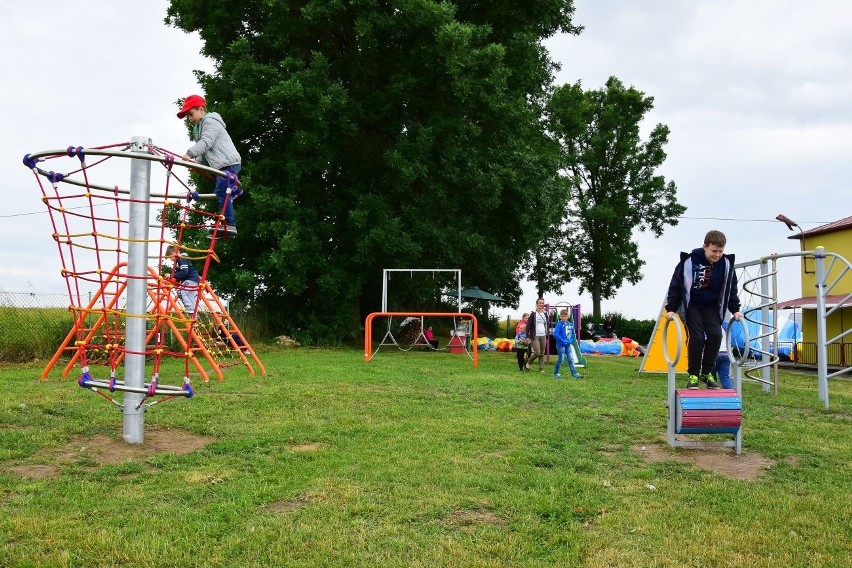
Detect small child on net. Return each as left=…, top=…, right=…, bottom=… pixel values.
left=165, top=245, right=200, bottom=312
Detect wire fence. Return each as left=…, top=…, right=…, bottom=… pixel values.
left=0, top=290, right=266, bottom=363
left=0, top=291, right=77, bottom=362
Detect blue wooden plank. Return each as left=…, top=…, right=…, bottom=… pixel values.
left=679, top=426, right=741, bottom=434
left=680, top=401, right=742, bottom=410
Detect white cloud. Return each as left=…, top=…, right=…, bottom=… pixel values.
left=2, top=1, right=848, bottom=321
left=504, top=0, right=851, bottom=320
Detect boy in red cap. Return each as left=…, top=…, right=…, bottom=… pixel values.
left=177, top=94, right=242, bottom=237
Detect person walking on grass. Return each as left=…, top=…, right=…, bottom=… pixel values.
left=553, top=308, right=582, bottom=379
left=525, top=298, right=550, bottom=373
left=515, top=313, right=530, bottom=365
left=665, top=230, right=743, bottom=390
left=514, top=325, right=530, bottom=371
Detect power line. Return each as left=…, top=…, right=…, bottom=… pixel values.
left=0, top=207, right=833, bottom=227
left=0, top=202, right=128, bottom=219
left=678, top=216, right=831, bottom=226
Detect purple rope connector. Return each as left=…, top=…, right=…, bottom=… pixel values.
left=78, top=371, right=94, bottom=388
left=22, top=154, right=39, bottom=169
left=66, top=146, right=85, bottom=161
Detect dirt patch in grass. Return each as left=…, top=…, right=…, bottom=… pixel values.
left=5, top=427, right=214, bottom=479
left=288, top=443, right=320, bottom=452
left=263, top=495, right=313, bottom=513
left=445, top=509, right=505, bottom=528
left=634, top=443, right=776, bottom=480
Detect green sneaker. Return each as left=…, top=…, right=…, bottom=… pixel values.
left=705, top=373, right=721, bottom=390
left=685, top=375, right=700, bottom=389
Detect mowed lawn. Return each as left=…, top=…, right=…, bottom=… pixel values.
left=1, top=349, right=850, bottom=567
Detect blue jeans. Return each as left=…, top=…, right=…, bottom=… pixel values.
left=215, top=164, right=241, bottom=227
left=554, top=344, right=577, bottom=376
left=712, top=353, right=733, bottom=389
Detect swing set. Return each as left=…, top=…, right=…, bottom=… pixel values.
left=364, top=269, right=479, bottom=365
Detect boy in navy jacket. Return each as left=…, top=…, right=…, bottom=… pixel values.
left=665, top=230, right=743, bottom=389
left=165, top=245, right=201, bottom=313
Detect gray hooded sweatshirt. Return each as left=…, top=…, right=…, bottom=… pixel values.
left=186, top=112, right=241, bottom=170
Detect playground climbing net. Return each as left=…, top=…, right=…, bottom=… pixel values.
left=23, top=140, right=262, bottom=410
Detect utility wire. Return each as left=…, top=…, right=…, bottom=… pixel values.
left=0, top=208, right=833, bottom=226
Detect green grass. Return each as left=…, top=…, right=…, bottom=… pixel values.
left=1, top=350, right=850, bottom=567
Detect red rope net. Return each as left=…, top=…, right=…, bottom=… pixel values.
left=23, top=142, right=256, bottom=409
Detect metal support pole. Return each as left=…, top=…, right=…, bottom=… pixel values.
left=730, top=327, right=744, bottom=455
left=760, top=260, right=771, bottom=392
left=663, top=317, right=682, bottom=450
left=123, top=136, right=152, bottom=444
left=770, top=257, right=779, bottom=394
left=381, top=270, right=388, bottom=313
left=457, top=271, right=462, bottom=313
left=814, top=247, right=829, bottom=408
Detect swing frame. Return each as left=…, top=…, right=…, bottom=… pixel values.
left=364, top=312, right=479, bottom=366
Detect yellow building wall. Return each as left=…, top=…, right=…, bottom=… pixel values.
left=796, top=228, right=852, bottom=365
left=799, top=231, right=852, bottom=297
left=800, top=306, right=851, bottom=366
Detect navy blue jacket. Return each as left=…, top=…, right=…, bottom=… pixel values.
left=665, top=248, right=740, bottom=320
left=172, top=257, right=200, bottom=284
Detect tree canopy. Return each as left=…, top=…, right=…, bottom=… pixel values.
left=167, top=0, right=581, bottom=342
left=546, top=76, right=686, bottom=318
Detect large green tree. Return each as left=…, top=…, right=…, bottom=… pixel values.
left=546, top=76, right=686, bottom=318
left=166, top=0, right=580, bottom=342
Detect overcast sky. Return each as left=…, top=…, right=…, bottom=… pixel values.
left=3, top=1, right=849, bottom=320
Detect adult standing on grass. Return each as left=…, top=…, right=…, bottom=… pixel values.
left=525, top=298, right=551, bottom=373
left=177, top=94, right=242, bottom=238
left=665, top=230, right=743, bottom=390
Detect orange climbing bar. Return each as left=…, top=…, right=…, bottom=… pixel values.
left=364, top=312, right=478, bottom=367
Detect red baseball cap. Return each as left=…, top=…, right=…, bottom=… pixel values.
left=177, top=94, right=206, bottom=118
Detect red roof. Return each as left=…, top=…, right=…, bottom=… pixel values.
left=776, top=294, right=850, bottom=309
left=788, top=215, right=852, bottom=240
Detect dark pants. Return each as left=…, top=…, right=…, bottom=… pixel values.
left=215, top=164, right=241, bottom=227
left=516, top=348, right=526, bottom=370
left=685, top=304, right=722, bottom=376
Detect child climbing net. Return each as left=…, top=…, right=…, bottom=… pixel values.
left=22, top=139, right=259, bottom=410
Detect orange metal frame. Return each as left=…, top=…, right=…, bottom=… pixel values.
left=42, top=263, right=264, bottom=381
left=364, top=312, right=479, bottom=367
